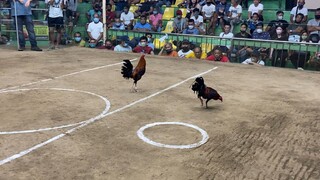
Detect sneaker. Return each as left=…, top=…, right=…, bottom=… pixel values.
left=31, top=46, right=42, bottom=51
left=18, top=47, right=25, bottom=51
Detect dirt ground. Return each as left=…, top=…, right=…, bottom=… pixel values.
left=0, top=46, right=319, bottom=179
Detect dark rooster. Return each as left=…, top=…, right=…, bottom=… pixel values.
left=191, top=77, right=223, bottom=108
left=121, top=55, right=146, bottom=92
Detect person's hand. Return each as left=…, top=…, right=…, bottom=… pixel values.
left=25, top=0, right=30, bottom=7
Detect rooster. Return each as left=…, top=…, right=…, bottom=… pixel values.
left=121, top=55, right=146, bottom=92
left=191, top=77, right=223, bottom=108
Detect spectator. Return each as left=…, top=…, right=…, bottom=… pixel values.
left=190, top=8, right=205, bottom=34
left=88, top=39, right=98, bottom=48
left=46, top=0, right=65, bottom=50
left=270, top=26, right=289, bottom=67
left=307, top=8, right=320, bottom=40
left=120, top=6, right=134, bottom=30
left=250, top=22, right=270, bottom=58
left=145, top=33, right=155, bottom=50
left=290, top=31, right=311, bottom=69
left=186, top=0, right=201, bottom=19
left=266, top=10, right=289, bottom=37
left=178, top=40, right=193, bottom=58
left=66, top=0, right=80, bottom=28
left=248, top=12, right=262, bottom=34
left=156, top=0, right=171, bottom=9
left=186, top=47, right=207, bottom=59
left=111, top=17, right=125, bottom=30
left=87, top=13, right=103, bottom=44
left=172, top=10, right=187, bottom=33
left=72, top=32, right=86, bottom=47
left=248, top=0, right=263, bottom=21
left=202, top=0, right=216, bottom=35
left=290, top=0, right=308, bottom=24
left=105, top=4, right=116, bottom=28
left=10, top=0, right=42, bottom=51
left=215, top=0, right=231, bottom=29
left=307, top=52, right=320, bottom=71
left=114, top=38, right=132, bottom=52
left=288, top=13, right=307, bottom=42
left=206, top=47, right=230, bottom=62
left=182, top=19, right=200, bottom=35
left=133, top=15, right=152, bottom=32
left=149, top=7, right=163, bottom=32
left=242, top=50, right=265, bottom=65
left=87, top=2, right=102, bottom=23
left=98, top=39, right=114, bottom=50
left=134, top=0, right=154, bottom=18
left=113, top=0, right=128, bottom=17
left=233, top=23, right=252, bottom=62
left=158, top=42, right=178, bottom=57
left=133, top=36, right=154, bottom=54
left=228, top=0, right=242, bottom=33
left=219, top=24, right=234, bottom=52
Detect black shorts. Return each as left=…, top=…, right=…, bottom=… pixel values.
left=48, top=17, right=64, bottom=29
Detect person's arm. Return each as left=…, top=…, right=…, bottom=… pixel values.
left=158, top=46, right=165, bottom=56
left=87, top=32, right=94, bottom=40
left=308, top=24, right=320, bottom=33
left=290, top=14, right=294, bottom=24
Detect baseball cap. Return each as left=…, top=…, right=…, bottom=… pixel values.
left=176, top=10, right=182, bottom=15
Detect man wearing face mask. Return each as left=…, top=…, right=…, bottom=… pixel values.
left=290, top=0, right=308, bottom=24
left=307, top=8, right=320, bottom=41
left=133, top=36, right=154, bottom=54
left=72, top=32, right=86, bottom=47
left=266, top=11, right=289, bottom=37
left=98, top=39, right=114, bottom=50
left=288, top=13, right=307, bottom=42
left=114, top=38, right=132, bottom=52
left=252, top=22, right=270, bottom=40
left=172, top=10, right=187, bottom=33
left=87, top=13, right=103, bottom=45
left=133, top=15, right=152, bottom=32
left=233, top=23, right=251, bottom=62
left=87, top=3, right=102, bottom=23
left=145, top=33, right=154, bottom=50
left=111, top=17, right=125, bottom=30
left=177, top=40, right=193, bottom=58
left=190, top=8, right=205, bottom=34
left=105, top=4, right=116, bottom=28
left=182, top=19, right=200, bottom=35
left=120, top=6, right=134, bottom=30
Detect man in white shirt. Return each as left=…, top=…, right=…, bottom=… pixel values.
left=242, top=50, right=264, bottom=66
left=46, top=0, right=65, bottom=50
left=307, top=8, right=320, bottom=39
left=114, top=39, right=132, bottom=52
left=202, top=0, right=216, bottom=35
left=248, top=0, right=263, bottom=20
left=178, top=40, right=193, bottom=58
left=120, top=6, right=134, bottom=30
left=191, top=8, right=205, bottom=34
left=219, top=24, right=234, bottom=51
left=87, top=13, right=103, bottom=45
left=290, top=0, right=308, bottom=24
left=228, top=0, right=242, bottom=32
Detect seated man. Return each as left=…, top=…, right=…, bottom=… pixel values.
left=72, top=32, right=86, bottom=47
left=248, top=0, right=263, bottom=21
left=134, top=0, right=154, bottom=18
left=158, top=42, right=178, bottom=57
left=190, top=8, right=205, bottom=34
left=242, top=50, right=265, bottom=66
left=177, top=40, right=193, bottom=58
left=172, top=10, right=187, bottom=33
left=228, top=0, right=242, bottom=33
left=120, top=6, right=134, bottom=30
left=233, top=23, right=252, bottom=62
left=186, top=47, right=207, bottom=59
left=98, top=39, right=114, bottom=50
left=182, top=19, right=200, bottom=35
left=288, top=13, right=307, bottom=42
left=290, top=0, right=308, bottom=24
left=87, top=13, right=103, bottom=45
left=133, top=36, right=154, bottom=54
left=87, top=2, right=102, bottom=23
left=202, top=0, right=216, bottom=35
left=266, top=10, right=289, bottom=37
left=111, top=17, right=125, bottom=30
left=114, top=38, right=132, bottom=52
left=206, top=47, right=230, bottom=62
left=307, top=8, right=320, bottom=41
left=149, top=7, right=163, bottom=32
left=145, top=33, right=155, bottom=50
left=133, top=15, right=152, bottom=32
left=219, top=23, right=234, bottom=53
left=248, top=13, right=262, bottom=34
left=215, top=0, right=231, bottom=29
left=105, top=4, right=116, bottom=28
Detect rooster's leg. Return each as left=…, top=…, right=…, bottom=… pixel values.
left=199, top=98, right=203, bottom=107
left=205, top=99, right=211, bottom=108
left=133, top=82, right=138, bottom=92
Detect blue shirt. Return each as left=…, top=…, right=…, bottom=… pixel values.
left=183, top=28, right=200, bottom=35
left=134, top=23, right=152, bottom=31
left=10, top=0, right=32, bottom=16
left=112, top=23, right=125, bottom=30
left=252, top=31, right=271, bottom=40
left=216, top=2, right=231, bottom=16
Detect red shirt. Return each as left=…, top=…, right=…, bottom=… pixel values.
left=106, top=11, right=116, bottom=25
left=133, top=46, right=153, bottom=54
left=98, top=46, right=114, bottom=50
left=206, top=55, right=229, bottom=62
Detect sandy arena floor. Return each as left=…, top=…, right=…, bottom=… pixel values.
left=0, top=47, right=319, bottom=179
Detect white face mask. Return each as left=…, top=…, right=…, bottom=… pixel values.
left=277, top=15, right=283, bottom=20
left=276, top=29, right=282, bottom=34
left=256, top=29, right=262, bottom=33
left=188, top=25, right=194, bottom=29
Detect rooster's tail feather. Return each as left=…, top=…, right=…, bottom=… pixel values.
left=121, top=60, right=133, bottom=79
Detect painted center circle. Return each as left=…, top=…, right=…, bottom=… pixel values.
left=0, top=88, right=110, bottom=134
left=137, top=122, right=209, bottom=149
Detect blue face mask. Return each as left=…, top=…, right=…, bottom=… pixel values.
left=74, top=37, right=81, bottom=42
left=115, top=22, right=121, bottom=27
left=123, top=43, right=128, bottom=47
left=93, top=18, right=99, bottom=23
left=89, top=43, right=96, bottom=48
left=153, top=11, right=158, bottom=15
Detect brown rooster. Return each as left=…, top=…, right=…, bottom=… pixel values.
left=191, top=77, right=223, bottom=108
left=121, top=55, right=146, bottom=92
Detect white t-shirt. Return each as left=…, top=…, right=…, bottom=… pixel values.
left=191, top=15, right=204, bottom=30
left=178, top=50, right=193, bottom=58
left=290, top=6, right=308, bottom=21
left=202, top=4, right=215, bottom=18
left=219, top=32, right=234, bottom=49
left=229, top=4, right=242, bottom=18
left=120, top=12, right=134, bottom=25
left=248, top=3, right=263, bottom=15
left=114, top=45, right=132, bottom=52
left=242, top=58, right=265, bottom=65
left=87, top=21, right=103, bottom=40
left=46, top=0, right=64, bottom=18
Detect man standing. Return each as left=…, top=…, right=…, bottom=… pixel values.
left=10, top=0, right=42, bottom=51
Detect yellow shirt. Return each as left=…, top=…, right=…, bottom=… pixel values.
left=186, top=52, right=207, bottom=59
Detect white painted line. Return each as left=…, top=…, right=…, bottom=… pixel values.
left=0, top=67, right=218, bottom=166
left=137, top=122, right=209, bottom=149
left=0, top=58, right=138, bottom=92
left=0, top=88, right=111, bottom=135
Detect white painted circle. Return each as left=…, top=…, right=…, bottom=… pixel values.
left=137, top=122, right=209, bottom=149
left=0, top=88, right=110, bottom=135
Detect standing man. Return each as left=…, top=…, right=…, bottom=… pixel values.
left=46, top=0, right=65, bottom=50
left=10, top=0, right=42, bottom=51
